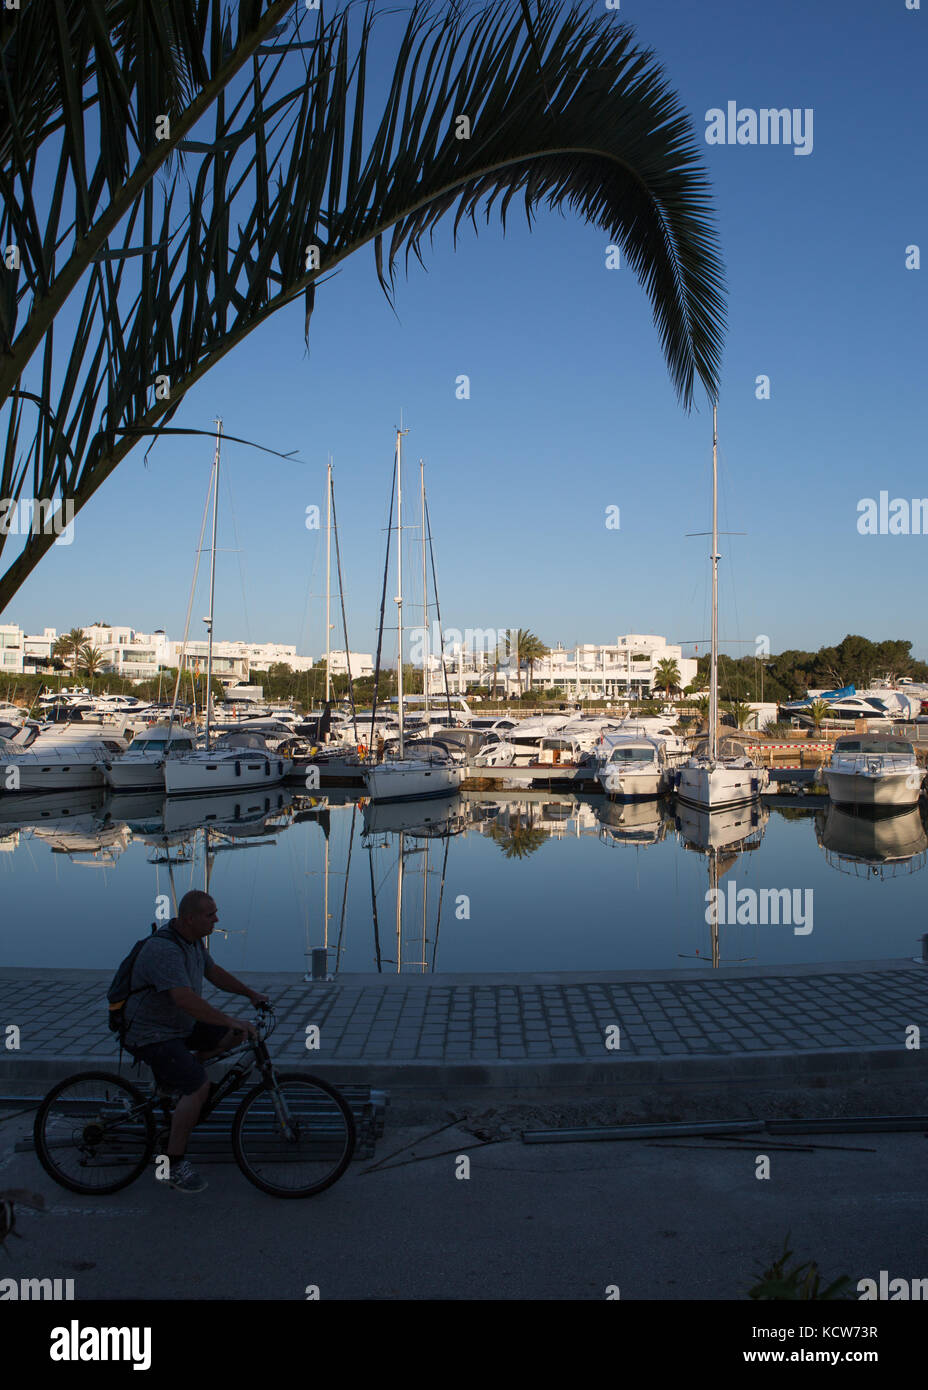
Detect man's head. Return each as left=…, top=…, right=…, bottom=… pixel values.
left=177, top=890, right=218, bottom=940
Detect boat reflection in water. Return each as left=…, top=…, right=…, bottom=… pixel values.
left=597, top=795, right=672, bottom=848
left=815, top=803, right=928, bottom=879
left=361, top=794, right=466, bottom=972
left=675, top=799, right=769, bottom=968
left=0, top=787, right=127, bottom=867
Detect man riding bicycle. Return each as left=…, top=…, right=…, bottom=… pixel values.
left=122, top=889, right=268, bottom=1193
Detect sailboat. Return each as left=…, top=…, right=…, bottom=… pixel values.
left=362, top=428, right=461, bottom=804
left=675, top=404, right=768, bottom=811
left=163, top=419, right=292, bottom=796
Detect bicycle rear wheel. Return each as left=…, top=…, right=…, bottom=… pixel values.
left=33, top=1071, right=156, bottom=1195
left=231, top=1074, right=356, bottom=1197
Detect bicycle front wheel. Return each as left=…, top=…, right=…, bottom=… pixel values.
left=232, top=1074, right=356, bottom=1197
left=33, top=1071, right=155, bottom=1195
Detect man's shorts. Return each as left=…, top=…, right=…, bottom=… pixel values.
left=131, top=1022, right=231, bottom=1096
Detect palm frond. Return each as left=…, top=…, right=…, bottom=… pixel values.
left=0, top=0, right=725, bottom=609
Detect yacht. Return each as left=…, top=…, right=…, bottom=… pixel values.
left=101, top=722, right=199, bottom=791
left=592, top=733, right=669, bottom=800
left=163, top=730, right=292, bottom=796
left=821, top=734, right=923, bottom=809
left=676, top=404, right=768, bottom=811
left=362, top=429, right=461, bottom=804
left=0, top=722, right=129, bottom=792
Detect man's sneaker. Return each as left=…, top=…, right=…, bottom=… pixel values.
left=168, top=1159, right=207, bottom=1193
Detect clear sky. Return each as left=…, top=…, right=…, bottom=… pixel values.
left=4, top=0, right=926, bottom=667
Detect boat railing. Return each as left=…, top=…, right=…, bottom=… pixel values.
left=830, top=753, right=917, bottom=775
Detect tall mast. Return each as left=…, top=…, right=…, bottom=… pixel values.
left=204, top=418, right=222, bottom=752
left=420, top=458, right=429, bottom=721
left=325, top=457, right=332, bottom=704
left=709, top=401, right=719, bottom=764
left=396, top=427, right=408, bottom=758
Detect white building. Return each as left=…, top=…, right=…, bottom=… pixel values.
left=327, top=650, right=374, bottom=679
left=423, top=633, right=696, bottom=700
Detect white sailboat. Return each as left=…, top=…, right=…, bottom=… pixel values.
left=363, top=429, right=461, bottom=805
left=162, top=419, right=292, bottom=796
left=676, top=404, right=768, bottom=811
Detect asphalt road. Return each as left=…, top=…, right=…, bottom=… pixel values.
left=2, top=1098, right=926, bottom=1302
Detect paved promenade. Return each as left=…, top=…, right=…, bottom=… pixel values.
left=2, top=957, right=926, bottom=1089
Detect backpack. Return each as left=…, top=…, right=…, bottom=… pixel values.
left=106, top=923, right=184, bottom=1038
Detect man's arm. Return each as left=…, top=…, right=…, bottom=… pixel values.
left=203, top=958, right=267, bottom=1003
left=168, top=987, right=255, bottom=1034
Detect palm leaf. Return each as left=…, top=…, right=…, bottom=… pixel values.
left=0, top=0, right=725, bottom=609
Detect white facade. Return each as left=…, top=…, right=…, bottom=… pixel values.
left=424, top=633, right=696, bottom=699
left=327, top=650, right=374, bottom=679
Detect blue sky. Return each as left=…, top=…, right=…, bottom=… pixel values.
left=4, top=0, right=926, bottom=666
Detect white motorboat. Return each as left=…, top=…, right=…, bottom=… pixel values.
left=676, top=404, right=768, bottom=811
left=101, top=723, right=199, bottom=791
left=362, top=428, right=460, bottom=805
left=0, top=722, right=129, bottom=792
left=593, top=733, right=668, bottom=800
left=821, top=734, right=923, bottom=809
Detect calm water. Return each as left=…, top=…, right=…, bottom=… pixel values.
left=1, top=787, right=925, bottom=975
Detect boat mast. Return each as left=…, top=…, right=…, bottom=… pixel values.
left=325, top=457, right=332, bottom=705
left=420, top=458, right=429, bottom=722
left=204, top=418, right=222, bottom=752
left=396, top=427, right=408, bottom=758
left=709, top=402, right=719, bottom=765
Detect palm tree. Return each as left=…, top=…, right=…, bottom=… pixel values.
left=724, top=698, right=752, bottom=730
left=654, top=658, right=680, bottom=700
left=0, top=0, right=725, bottom=609
left=52, top=628, right=88, bottom=679
left=518, top=632, right=549, bottom=692
left=498, top=629, right=530, bottom=698
left=79, top=646, right=107, bottom=680
left=809, top=699, right=830, bottom=733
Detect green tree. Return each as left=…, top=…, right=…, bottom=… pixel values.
left=654, top=658, right=680, bottom=698
left=52, top=628, right=88, bottom=678
left=79, top=645, right=107, bottom=680
left=0, top=0, right=725, bottom=610
left=518, top=632, right=549, bottom=692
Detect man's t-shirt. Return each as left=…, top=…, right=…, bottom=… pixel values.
left=122, top=925, right=210, bottom=1049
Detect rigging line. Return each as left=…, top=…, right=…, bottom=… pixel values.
left=424, top=493, right=453, bottom=724
left=170, top=447, right=215, bottom=730
left=330, top=475, right=359, bottom=744
left=334, top=803, right=357, bottom=972
left=430, top=828, right=451, bottom=973
left=370, top=440, right=398, bottom=731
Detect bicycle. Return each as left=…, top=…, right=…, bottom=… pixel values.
left=33, top=1003, right=356, bottom=1199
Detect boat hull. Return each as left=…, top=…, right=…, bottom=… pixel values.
left=598, top=769, right=662, bottom=800
left=363, top=762, right=462, bottom=803
left=0, top=758, right=106, bottom=793
left=675, top=763, right=766, bottom=810
left=822, top=768, right=921, bottom=808
left=103, top=759, right=167, bottom=792
left=164, top=754, right=291, bottom=796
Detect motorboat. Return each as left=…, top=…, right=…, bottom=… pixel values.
left=592, top=733, right=669, bottom=799
left=163, top=730, right=292, bottom=795
left=0, top=722, right=129, bottom=793
left=821, top=734, right=923, bottom=809
left=101, top=722, right=199, bottom=791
